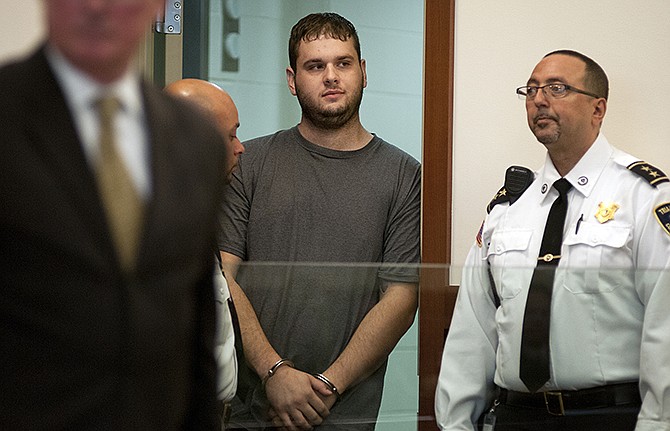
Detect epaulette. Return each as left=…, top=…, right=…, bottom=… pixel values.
left=486, top=186, right=509, bottom=214
left=627, top=161, right=669, bottom=187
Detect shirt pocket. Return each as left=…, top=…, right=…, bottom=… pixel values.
left=561, top=223, right=632, bottom=294
left=486, top=229, right=534, bottom=299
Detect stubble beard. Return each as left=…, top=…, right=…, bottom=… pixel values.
left=535, top=126, right=561, bottom=146
left=532, top=115, right=561, bottom=146
left=295, top=79, right=364, bottom=130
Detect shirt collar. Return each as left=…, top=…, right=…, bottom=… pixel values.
left=535, top=133, right=613, bottom=202
left=563, top=133, right=613, bottom=198
left=46, top=44, right=143, bottom=116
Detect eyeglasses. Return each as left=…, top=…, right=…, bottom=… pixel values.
left=516, top=83, right=601, bottom=100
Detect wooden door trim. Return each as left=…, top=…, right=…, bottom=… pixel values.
left=419, top=0, right=456, bottom=429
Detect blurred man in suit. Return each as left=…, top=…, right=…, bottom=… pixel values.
left=0, top=1, right=227, bottom=429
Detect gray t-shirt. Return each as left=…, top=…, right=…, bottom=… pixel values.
left=218, top=126, right=421, bottom=429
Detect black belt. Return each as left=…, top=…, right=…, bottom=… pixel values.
left=499, top=382, right=641, bottom=416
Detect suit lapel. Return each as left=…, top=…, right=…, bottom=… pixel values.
left=135, top=83, right=226, bottom=274
left=135, top=85, right=175, bottom=269
left=23, top=48, right=115, bottom=258
left=135, top=84, right=221, bottom=272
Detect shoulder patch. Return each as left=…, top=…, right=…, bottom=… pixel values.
left=627, top=161, right=669, bottom=187
left=475, top=220, right=484, bottom=247
left=655, top=202, right=670, bottom=236
left=486, top=186, right=510, bottom=214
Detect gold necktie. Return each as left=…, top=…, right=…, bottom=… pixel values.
left=94, top=96, right=144, bottom=273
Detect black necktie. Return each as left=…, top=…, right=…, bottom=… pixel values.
left=520, top=178, right=572, bottom=393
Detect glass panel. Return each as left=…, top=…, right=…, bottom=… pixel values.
left=222, top=260, right=665, bottom=429
left=226, top=261, right=421, bottom=430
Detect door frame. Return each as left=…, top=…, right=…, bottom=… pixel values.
left=419, top=0, right=456, bottom=429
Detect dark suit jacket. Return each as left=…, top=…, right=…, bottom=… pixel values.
left=0, top=47, right=227, bottom=430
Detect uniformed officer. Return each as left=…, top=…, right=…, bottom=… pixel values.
left=435, top=50, right=670, bottom=430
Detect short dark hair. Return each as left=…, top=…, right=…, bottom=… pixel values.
left=544, top=50, right=609, bottom=100
left=288, top=12, right=361, bottom=71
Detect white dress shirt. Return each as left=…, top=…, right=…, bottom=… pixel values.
left=435, top=134, right=670, bottom=431
left=45, top=45, right=152, bottom=199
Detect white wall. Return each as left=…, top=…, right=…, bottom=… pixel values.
left=0, top=1, right=44, bottom=64
left=452, top=0, right=670, bottom=281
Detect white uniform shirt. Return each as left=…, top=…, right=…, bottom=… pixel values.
left=214, top=266, right=238, bottom=402
left=435, top=134, right=670, bottom=431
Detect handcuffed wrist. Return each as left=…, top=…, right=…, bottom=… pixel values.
left=262, top=359, right=294, bottom=387
left=313, top=373, right=342, bottom=400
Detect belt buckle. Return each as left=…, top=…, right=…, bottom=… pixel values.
left=222, top=402, right=232, bottom=426
left=543, top=391, right=565, bottom=416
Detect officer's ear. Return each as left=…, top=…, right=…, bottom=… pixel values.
left=592, top=97, right=607, bottom=126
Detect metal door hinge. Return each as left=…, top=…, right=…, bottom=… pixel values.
left=155, top=1, right=182, bottom=34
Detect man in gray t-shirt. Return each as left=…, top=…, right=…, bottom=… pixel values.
left=218, top=13, right=420, bottom=430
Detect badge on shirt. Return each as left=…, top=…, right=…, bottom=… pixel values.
left=595, top=202, right=620, bottom=223
left=655, top=202, right=670, bottom=236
